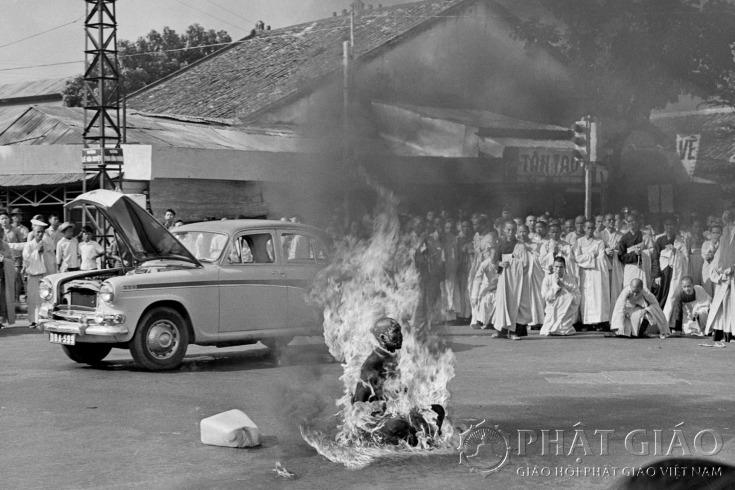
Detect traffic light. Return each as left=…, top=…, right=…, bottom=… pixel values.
left=572, top=119, right=589, bottom=163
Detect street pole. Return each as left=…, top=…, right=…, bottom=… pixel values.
left=584, top=117, right=597, bottom=219
left=342, top=39, right=351, bottom=225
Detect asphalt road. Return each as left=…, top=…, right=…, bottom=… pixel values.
left=2, top=320, right=734, bottom=490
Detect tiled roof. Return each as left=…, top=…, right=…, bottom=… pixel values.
left=650, top=107, right=735, bottom=177
left=127, top=0, right=470, bottom=119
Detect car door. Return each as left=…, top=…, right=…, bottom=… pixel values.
left=278, top=229, right=329, bottom=330
left=218, top=229, right=288, bottom=333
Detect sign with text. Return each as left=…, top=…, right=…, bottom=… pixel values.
left=516, top=148, right=581, bottom=178
left=676, top=134, right=700, bottom=176
left=82, top=147, right=124, bottom=169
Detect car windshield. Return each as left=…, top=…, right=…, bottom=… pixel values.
left=172, top=231, right=229, bottom=262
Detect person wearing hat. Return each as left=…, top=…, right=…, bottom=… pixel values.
left=79, top=226, right=105, bottom=271
left=22, top=218, right=56, bottom=327
left=56, top=222, right=80, bottom=272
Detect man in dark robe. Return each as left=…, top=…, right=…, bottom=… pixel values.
left=652, top=218, right=689, bottom=322
left=618, top=213, right=653, bottom=289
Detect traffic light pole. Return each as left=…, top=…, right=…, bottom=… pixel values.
left=584, top=116, right=598, bottom=220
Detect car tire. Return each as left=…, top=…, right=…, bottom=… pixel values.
left=61, top=343, right=112, bottom=366
left=130, top=307, right=189, bottom=371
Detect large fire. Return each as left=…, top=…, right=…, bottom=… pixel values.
left=302, top=184, right=456, bottom=469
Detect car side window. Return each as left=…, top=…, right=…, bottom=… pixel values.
left=229, top=233, right=274, bottom=264
left=281, top=233, right=329, bottom=264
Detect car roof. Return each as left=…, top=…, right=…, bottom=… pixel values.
left=172, top=219, right=325, bottom=236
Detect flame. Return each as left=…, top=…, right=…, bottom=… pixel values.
left=303, top=183, right=456, bottom=469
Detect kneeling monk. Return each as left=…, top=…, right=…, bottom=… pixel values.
left=540, top=256, right=581, bottom=336
left=611, top=279, right=670, bottom=338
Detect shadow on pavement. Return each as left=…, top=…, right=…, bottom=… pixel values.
left=0, top=326, right=43, bottom=337
left=85, top=343, right=337, bottom=373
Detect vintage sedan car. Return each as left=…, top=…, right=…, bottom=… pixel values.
left=39, top=189, right=330, bottom=370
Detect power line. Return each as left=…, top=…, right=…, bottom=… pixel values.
left=0, top=16, right=82, bottom=50
left=204, top=0, right=256, bottom=25
left=0, top=60, right=81, bottom=72
left=173, top=0, right=248, bottom=34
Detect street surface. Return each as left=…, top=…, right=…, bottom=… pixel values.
left=2, top=320, right=734, bottom=489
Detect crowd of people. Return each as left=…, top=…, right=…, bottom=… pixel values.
left=0, top=208, right=109, bottom=329
left=330, top=206, right=734, bottom=345
left=4, top=202, right=735, bottom=349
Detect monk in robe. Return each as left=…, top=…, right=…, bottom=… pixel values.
left=467, top=217, right=495, bottom=324
left=540, top=256, right=581, bottom=336
left=602, top=214, right=624, bottom=318
left=565, top=215, right=585, bottom=247
left=573, top=219, right=611, bottom=327
left=456, top=220, right=474, bottom=321
left=440, top=220, right=460, bottom=322
left=668, top=276, right=710, bottom=336
left=687, top=219, right=705, bottom=286
left=705, top=210, right=735, bottom=344
left=611, top=279, right=670, bottom=338
left=618, top=213, right=654, bottom=289
left=538, top=222, right=577, bottom=279
left=352, top=318, right=445, bottom=446
left=470, top=246, right=498, bottom=328
left=492, top=223, right=543, bottom=339
left=701, top=223, right=722, bottom=297
left=652, top=218, right=690, bottom=322
left=594, top=215, right=606, bottom=240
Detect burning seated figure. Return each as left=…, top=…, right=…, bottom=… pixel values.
left=351, top=317, right=445, bottom=446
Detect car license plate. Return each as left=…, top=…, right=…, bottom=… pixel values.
left=49, top=333, right=76, bottom=345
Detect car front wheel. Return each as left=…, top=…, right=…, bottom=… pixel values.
left=62, top=343, right=112, bottom=366
left=130, top=307, right=189, bottom=371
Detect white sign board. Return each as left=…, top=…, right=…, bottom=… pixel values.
left=676, top=134, right=700, bottom=176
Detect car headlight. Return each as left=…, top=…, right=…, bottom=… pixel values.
left=99, top=283, right=115, bottom=303
left=39, top=280, right=53, bottom=301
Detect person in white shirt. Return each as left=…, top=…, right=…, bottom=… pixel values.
left=56, top=222, right=80, bottom=272
left=79, top=226, right=105, bottom=271
left=23, top=219, right=56, bottom=326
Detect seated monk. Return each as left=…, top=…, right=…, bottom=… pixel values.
left=611, top=279, right=670, bottom=338
left=352, top=317, right=445, bottom=446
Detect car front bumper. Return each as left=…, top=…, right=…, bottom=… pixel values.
left=39, top=319, right=129, bottom=338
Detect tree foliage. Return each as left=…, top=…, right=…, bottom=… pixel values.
left=509, top=0, right=735, bottom=123
left=64, top=23, right=231, bottom=106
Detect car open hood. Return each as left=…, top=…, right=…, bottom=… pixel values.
left=66, top=189, right=201, bottom=267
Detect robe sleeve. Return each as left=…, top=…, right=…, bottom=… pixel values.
left=610, top=287, right=630, bottom=332
left=542, top=275, right=560, bottom=302
left=642, top=288, right=669, bottom=328
left=574, top=240, right=599, bottom=269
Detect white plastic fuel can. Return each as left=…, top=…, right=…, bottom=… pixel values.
left=200, top=409, right=261, bottom=448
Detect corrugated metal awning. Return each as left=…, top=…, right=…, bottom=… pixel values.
left=0, top=173, right=91, bottom=187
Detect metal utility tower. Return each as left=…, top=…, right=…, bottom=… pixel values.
left=81, top=0, right=123, bottom=261
left=82, top=0, right=123, bottom=194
